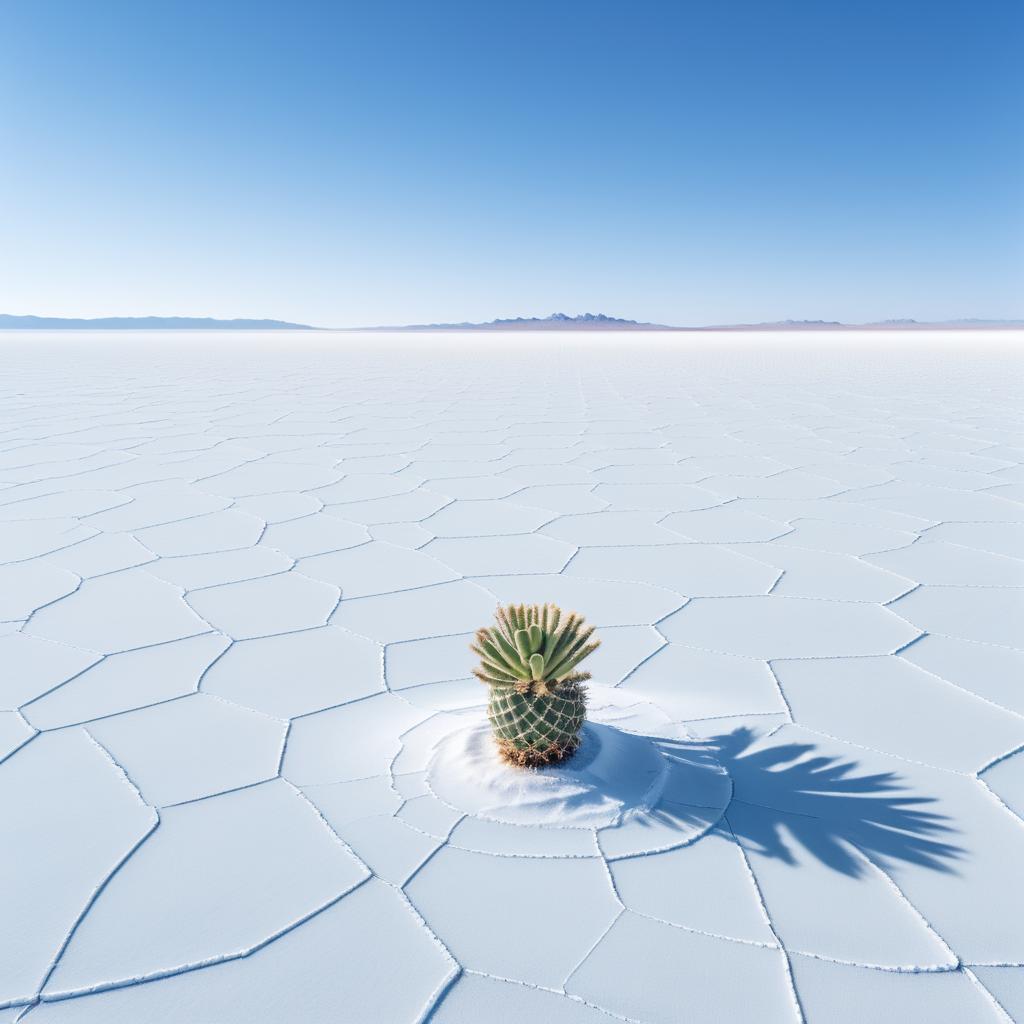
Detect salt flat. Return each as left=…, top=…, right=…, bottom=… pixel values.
left=2, top=329, right=1023, bottom=1023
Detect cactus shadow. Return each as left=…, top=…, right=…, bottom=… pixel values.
left=657, top=727, right=964, bottom=878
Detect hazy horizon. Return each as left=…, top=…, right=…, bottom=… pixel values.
left=3, top=311, right=1024, bottom=330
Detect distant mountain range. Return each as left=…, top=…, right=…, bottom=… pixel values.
left=2, top=312, right=1021, bottom=331
left=703, top=318, right=1024, bottom=331
left=362, top=314, right=1024, bottom=332
left=360, top=312, right=672, bottom=331
left=0, top=314, right=316, bottom=330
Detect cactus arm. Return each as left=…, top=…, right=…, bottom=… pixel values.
left=474, top=650, right=524, bottom=682
left=473, top=670, right=515, bottom=685
left=545, top=634, right=599, bottom=681
left=473, top=668, right=517, bottom=687
left=547, top=605, right=560, bottom=636
left=556, top=670, right=591, bottom=686
left=541, top=612, right=573, bottom=662
left=474, top=632, right=525, bottom=676
left=540, top=629, right=559, bottom=663
left=527, top=624, right=543, bottom=654
left=556, top=641, right=600, bottom=676
left=473, top=630, right=504, bottom=659
left=529, top=653, right=545, bottom=681
left=513, top=629, right=533, bottom=662
left=495, top=605, right=517, bottom=641
left=545, top=614, right=581, bottom=665
left=472, top=631, right=508, bottom=663
left=547, top=632, right=597, bottom=675
left=486, top=628, right=529, bottom=676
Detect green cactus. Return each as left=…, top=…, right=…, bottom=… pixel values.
left=471, top=603, right=599, bottom=767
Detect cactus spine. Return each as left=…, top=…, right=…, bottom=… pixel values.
left=471, top=603, right=599, bottom=767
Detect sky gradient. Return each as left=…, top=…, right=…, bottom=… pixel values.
left=2, top=0, right=1021, bottom=327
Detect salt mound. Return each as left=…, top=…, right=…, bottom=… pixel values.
left=428, top=721, right=670, bottom=829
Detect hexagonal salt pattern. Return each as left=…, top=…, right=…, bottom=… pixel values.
left=1, top=329, right=1022, bottom=1023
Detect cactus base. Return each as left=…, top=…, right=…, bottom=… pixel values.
left=494, top=734, right=581, bottom=768
left=487, top=681, right=587, bottom=768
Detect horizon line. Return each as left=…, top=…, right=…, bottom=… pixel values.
left=2, top=312, right=1023, bottom=332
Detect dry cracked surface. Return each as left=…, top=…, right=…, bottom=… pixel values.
left=2, top=330, right=1024, bottom=1023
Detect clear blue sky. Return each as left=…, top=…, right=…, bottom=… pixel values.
left=1, top=0, right=1021, bottom=327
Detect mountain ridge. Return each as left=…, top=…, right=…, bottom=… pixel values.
left=358, top=314, right=1024, bottom=332
left=2, top=312, right=1022, bottom=331
left=0, top=314, right=316, bottom=330
left=358, top=312, right=673, bottom=331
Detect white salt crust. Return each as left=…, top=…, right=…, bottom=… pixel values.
left=3, top=330, right=1023, bottom=1024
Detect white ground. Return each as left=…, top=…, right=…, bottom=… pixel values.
left=2, top=329, right=1023, bottom=1023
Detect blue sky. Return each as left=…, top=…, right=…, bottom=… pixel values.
left=1, top=0, right=1021, bottom=327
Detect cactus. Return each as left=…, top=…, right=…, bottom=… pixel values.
left=471, top=603, right=599, bottom=767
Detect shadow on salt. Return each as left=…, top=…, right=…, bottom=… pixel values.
left=705, top=727, right=964, bottom=877
left=426, top=716, right=963, bottom=873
